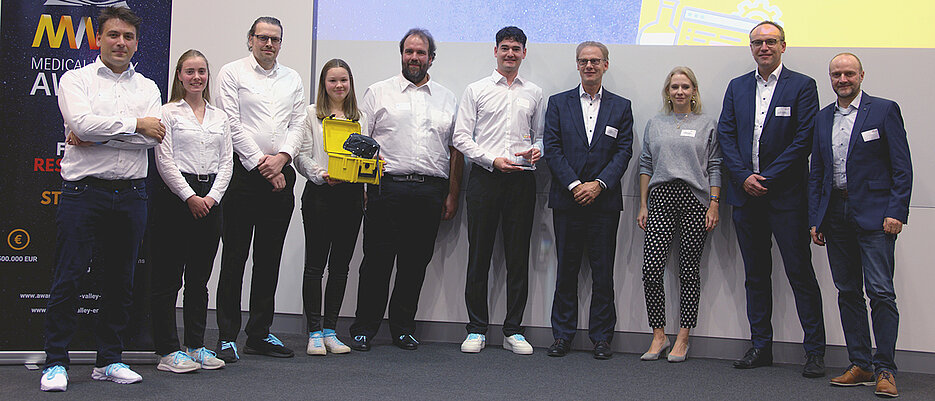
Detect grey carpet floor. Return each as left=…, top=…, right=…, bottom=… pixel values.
left=3, top=332, right=933, bottom=400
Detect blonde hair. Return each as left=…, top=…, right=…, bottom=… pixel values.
left=169, top=49, right=210, bottom=104
left=662, top=66, right=701, bottom=114
left=315, top=59, right=360, bottom=120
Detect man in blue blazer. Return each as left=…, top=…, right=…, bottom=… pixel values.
left=808, top=53, right=911, bottom=398
left=717, top=21, right=826, bottom=377
left=543, top=41, right=633, bottom=360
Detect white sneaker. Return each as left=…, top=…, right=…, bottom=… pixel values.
left=503, top=334, right=534, bottom=355
left=40, top=365, right=67, bottom=392
left=307, top=331, right=326, bottom=355
left=157, top=351, right=199, bottom=373
left=92, top=362, right=143, bottom=384
left=322, top=330, right=351, bottom=354
left=460, top=333, right=486, bottom=353
left=187, top=347, right=226, bottom=370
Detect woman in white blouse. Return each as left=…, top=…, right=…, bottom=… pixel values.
left=151, top=49, right=232, bottom=373
left=294, top=58, right=366, bottom=355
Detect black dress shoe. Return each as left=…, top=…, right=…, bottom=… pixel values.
left=593, top=341, right=613, bottom=360
left=350, top=335, right=370, bottom=352
left=393, top=334, right=419, bottom=350
left=802, top=353, right=826, bottom=378
left=733, top=346, right=772, bottom=369
left=547, top=339, right=570, bottom=357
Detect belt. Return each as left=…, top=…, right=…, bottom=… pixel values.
left=182, top=172, right=216, bottom=183
left=387, top=173, right=443, bottom=183
left=832, top=188, right=848, bottom=199
left=74, top=177, right=142, bottom=191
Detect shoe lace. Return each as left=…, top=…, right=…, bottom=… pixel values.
left=354, top=335, right=367, bottom=342
left=879, top=370, right=895, bottom=384
left=173, top=351, right=196, bottom=364
left=221, top=341, right=240, bottom=359
left=44, top=365, right=66, bottom=379
left=511, top=334, right=527, bottom=342
left=467, top=333, right=483, bottom=341
left=264, top=334, right=285, bottom=347
left=191, top=347, right=217, bottom=362
left=309, top=332, right=324, bottom=347
left=105, top=362, right=130, bottom=376
left=400, top=334, right=419, bottom=344
left=324, top=333, right=347, bottom=346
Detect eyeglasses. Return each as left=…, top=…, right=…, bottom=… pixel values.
left=576, top=58, right=604, bottom=67
left=252, top=34, right=282, bottom=44
left=750, top=39, right=781, bottom=48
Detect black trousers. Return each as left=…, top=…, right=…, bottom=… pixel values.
left=216, top=158, right=295, bottom=342
left=464, top=166, right=535, bottom=336
left=150, top=174, right=221, bottom=356
left=551, top=208, right=620, bottom=344
left=301, top=181, right=363, bottom=332
left=350, top=176, right=448, bottom=338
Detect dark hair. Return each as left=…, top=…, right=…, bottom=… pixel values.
left=169, top=49, right=211, bottom=104
left=496, top=26, right=526, bottom=47
left=315, top=59, right=360, bottom=121
left=399, top=28, right=436, bottom=58
left=97, top=6, right=141, bottom=37
left=247, top=16, right=283, bottom=50
left=750, top=20, right=785, bottom=42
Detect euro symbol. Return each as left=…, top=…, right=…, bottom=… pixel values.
left=8, top=229, right=30, bottom=251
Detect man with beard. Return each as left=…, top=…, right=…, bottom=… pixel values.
left=452, top=26, right=542, bottom=355
left=348, top=28, right=463, bottom=351
left=214, top=16, right=306, bottom=362
left=808, top=53, right=911, bottom=398
left=717, top=21, right=826, bottom=377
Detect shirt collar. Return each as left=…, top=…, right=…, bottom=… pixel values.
left=837, top=91, right=862, bottom=114
left=578, top=85, right=602, bottom=101
left=248, top=54, right=278, bottom=75
left=491, top=70, right=524, bottom=86
left=93, top=56, right=135, bottom=78
left=395, top=73, right=433, bottom=95
left=756, top=63, right=783, bottom=83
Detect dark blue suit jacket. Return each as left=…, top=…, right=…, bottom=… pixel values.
left=717, top=67, right=818, bottom=210
left=543, top=86, right=633, bottom=211
left=808, top=92, right=912, bottom=231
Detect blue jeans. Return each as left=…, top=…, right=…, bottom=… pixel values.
left=824, top=193, right=899, bottom=374
left=44, top=179, right=148, bottom=369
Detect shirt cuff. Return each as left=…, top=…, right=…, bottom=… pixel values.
left=567, top=180, right=582, bottom=191
left=596, top=179, right=607, bottom=189
left=126, top=117, right=138, bottom=135
left=177, top=187, right=196, bottom=203
left=206, top=189, right=222, bottom=203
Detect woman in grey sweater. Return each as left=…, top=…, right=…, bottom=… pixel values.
left=637, top=66, right=721, bottom=363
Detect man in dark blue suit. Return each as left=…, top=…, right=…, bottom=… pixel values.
left=543, top=41, right=633, bottom=360
left=717, top=21, right=826, bottom=377
left=808, top=53, right=911, bottom=398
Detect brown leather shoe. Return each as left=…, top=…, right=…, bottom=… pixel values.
left=875, top=370, right=898, bottom=398
left=830, top=365, right=875, bottom=386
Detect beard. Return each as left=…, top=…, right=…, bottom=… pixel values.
left=402, top=61, right=429, bottom=84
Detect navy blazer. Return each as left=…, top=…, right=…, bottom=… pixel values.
left=717, top=67, right=818, bottom=210
left=807, top=92, right=912, bottom=232
left=543, top=86, right=633, bottom=211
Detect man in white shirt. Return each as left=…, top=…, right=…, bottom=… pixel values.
left=41, top=6, right=164, bottom=392
left=452, top=26, right=542, bottom=355
left=349, top=28, right=463, bottom=352
left=214, top=16, right=306, bottom=362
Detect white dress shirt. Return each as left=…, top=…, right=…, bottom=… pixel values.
left=216, top=55, right=307, bottom=171
left=57, top=57, right=162, bottom=181
left=294, top=104, right=369, bottom=185
left=359, top=74, right=457, bottom=178
left=452, top=70, right=544, bottom=171
left=752, top=63, right=783, bottom=173
left=831, top=91, right=862, bottom=189
left=155, top=100, right=233, bottom=202
left=568, top=85, right=606, bottom=190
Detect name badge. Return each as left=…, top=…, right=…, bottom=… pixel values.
left=775, top=106, right=791, bottom=117
left=515, top=98, right=531, bottom=109
left=395, top=102, right=411, bottom=111
left=604, top=126, right=618, bottom=138
left=680, top=129, right=696, bottom=137
left=861, top=128, right=880, bottom=142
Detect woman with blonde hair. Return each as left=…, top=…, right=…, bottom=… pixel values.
left=637, top=66, right=721, bottom=363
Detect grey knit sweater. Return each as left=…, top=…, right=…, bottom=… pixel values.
left=638, top=113, right=722, bottom=205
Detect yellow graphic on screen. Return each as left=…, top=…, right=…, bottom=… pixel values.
left=637, top=0, right=935, bottom=48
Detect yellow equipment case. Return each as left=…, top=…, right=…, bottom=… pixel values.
left=321, top=117, right=384, bottom=184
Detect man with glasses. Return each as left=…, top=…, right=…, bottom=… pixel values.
left=214, top=16, right=306, bottom=362
left=452, top=26, right=543, bottom=355
left=717, top=21, right=826, bottom=377
left=543, top=41, right=633, bottom=360
left=348, top=28, right=463, bottom=352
